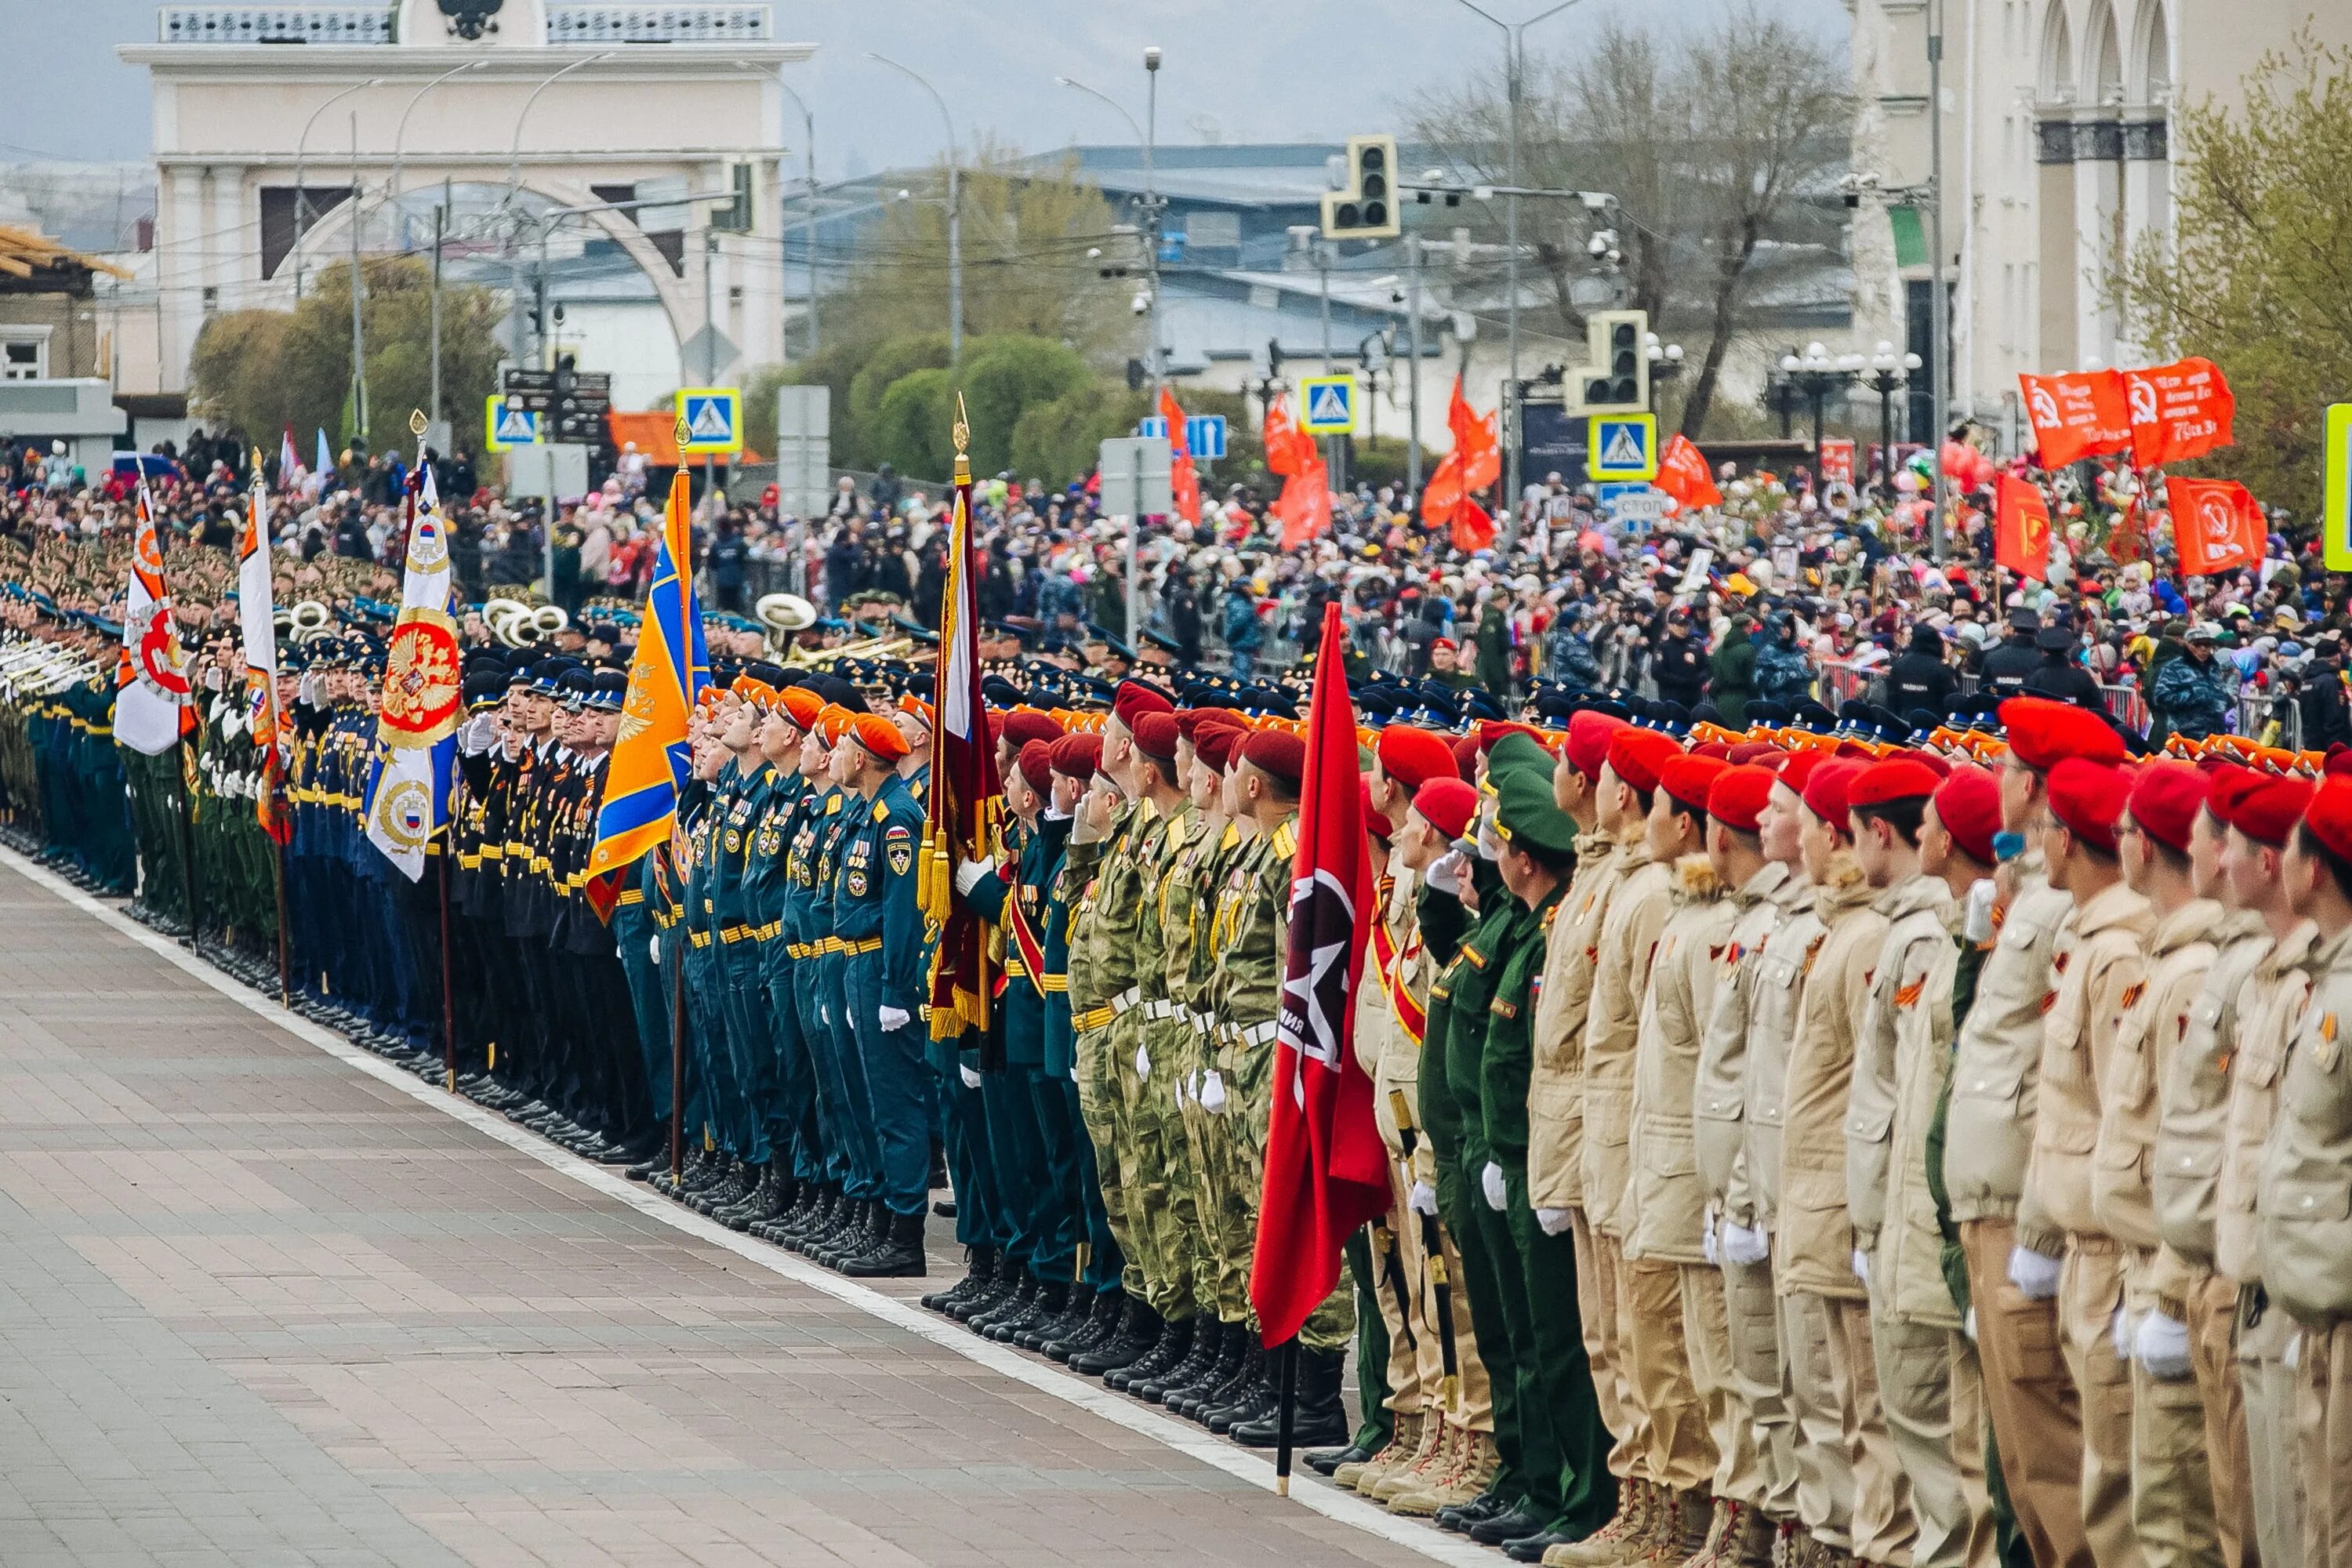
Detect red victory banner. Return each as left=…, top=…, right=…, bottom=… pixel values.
left=1156, top=386, right=1203, bottom=527
left=1251, top=601, right=1391, bottom=1352
left=2165, top=475, right=2266, bottom=578
left=2019, top=369, right=2132, bottom=469
left=1263, top=394, right=1331, bottom=548
left=2125, top=358, right=2235, bottom=470
left=1420, top=376, right=1501, bottom=550
left=1654, top=432, right=1722, bottom=513
left=1994, top=473, right=2053, bottom=583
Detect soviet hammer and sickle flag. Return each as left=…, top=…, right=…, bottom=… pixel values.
left=1250, top=602, right=1392, bottom=1348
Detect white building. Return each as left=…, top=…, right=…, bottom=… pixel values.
left=117, top=0, right=812, bottom=410
left=1849, top=0, right=2352, bottom=454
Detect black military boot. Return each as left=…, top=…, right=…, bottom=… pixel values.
left=989, top=1277, right=1067, bottom=1345
left=1134, top=1313, right=1220, bottom=1403
left=840, top=1207, right=925, bottom=1278
left=1016, top=1281, right=1088, bottom=1352
left=1070, top=1298, right=1159, bottom=1376
left=752, top=1178, right=818, bottom=1244
left=923, top=1246, right=992, bottom=1313
left=716, top=1165, right=782, bottom=1230
left=815, top=1200, right=877, bottom=1268
left=967, top=1270, right=1037, bottom=1334
left=801, top=1193, right=863, bottom=1259
left=1042, top=1289, right=1115, bottom=1359
left=1170, top=1320, right=1247, bottom=1419
left=1109, top=1312, right=1192, bottom=1394
left=688, top=1159, right=747, bottom=1214
left=1232, top=1346, right=1349, bottom=1449
left=778, top=1185, right=839, bottom=1247
left=1203, top=1346, right=1273, bottom=1434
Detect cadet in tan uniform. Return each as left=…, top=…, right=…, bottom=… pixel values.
left=1847, top=757, right=1967, bottom=1568
left=2106, top=764, right=2226, bottom=1568
left=1948, top=698, right=2113, bottom=1568
left=2262, top=777, right=2352, bottom=1568
left=2029, top=758, right=2154, bottom=1568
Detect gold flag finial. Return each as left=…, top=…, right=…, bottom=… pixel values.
left=251, top=446, right=264, bottom=473
left=673, top=413, right=692, bottom=449
left=952, top=390, right=971, bottom=485
left=408, top=408, right=428, bottom=437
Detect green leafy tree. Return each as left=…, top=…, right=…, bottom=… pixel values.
left=868, top=367, right=958, bottom=482
left=1009, top=383, right=1150, bottom=487
left=960, top=336, right=1091, bottom=473
left=2109, top=34, right=2352, bottom=518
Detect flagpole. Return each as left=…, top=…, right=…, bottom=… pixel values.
left=1272, top=1338, right=1299, bottom=1497
left=271, top=828, right=291, bottom=1007
left=668, top=934, right=687, bottom=1183
left=174, top=731, right=201, bottom=949
left=437, top=851, right=458, bottom=1091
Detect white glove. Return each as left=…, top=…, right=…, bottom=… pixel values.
left=459, top=712, right=499, bottom=755
left=878, top=1005, right=911, bottom=1032
left=1410, top=1181, right=1439, bottom=1218
left=1963, top=1307, right=1977, bottom=1343
left=1481, top=1161, right=1508, bottom=1211
left=1703, top=1219, right=1719, bottom=1266
left=2136, top=1311, right=2193, bottom=1380
left=1963, top=878, right=1998, bottom=943
left=1424, top=850, right=1465, bottom=897
left=649, top=934, right=662, bottom=964
left=1200, top=1069, right=1227, bottom=1112
left=958, top=1062, right=982, bottom=1089
left=953, top=858, right=991, bottom=895
left=1721, top=1222, right=1770, bottom=1267
left=2006, top=1244, right=2063, bottom=1300
left=1536, top=1207, right=1573, bottom=1236
left=1853, top=1248, right=1871, bottom=1287
left=1134, top=1041, right=1151, bottom=1080
left=2111, top=1307, right=2138, bottom=1362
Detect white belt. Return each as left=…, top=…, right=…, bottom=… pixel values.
left=1192, top=1010, right=1217, bottom=1030
left=1240, top=1020, right=1280, bottom=1047
left=1145, top=999, right=1181, bottom=1022
left=1110, top=985, right=1142, bottom=1016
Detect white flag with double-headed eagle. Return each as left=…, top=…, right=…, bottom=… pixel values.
left=363, top=452, right=459, bottom=880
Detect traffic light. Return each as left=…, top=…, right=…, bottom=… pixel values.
left=1565, top=309, right=1650, bottom=413
left=1321, top=136, right=1400, bottom=241
left=710, top=162, right=753, bottom=233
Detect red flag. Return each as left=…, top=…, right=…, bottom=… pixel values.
left=1993, top=474, right=2053, bottom=583
left=1451, top=379, right=1500, bottom=496
left=1250, top=603, right=1392, bottom=1348
left=1262, top=394, right=1330, bottom=548
left=2165, top=476, right=2266, bottom=577
left=2125, top=358, right=2234, bottom=469
left=1653, top=433, right=1722, bottom=513
left=1420, top=378, right=1500, bottom=550
left=924, top=454, right=1005, bottom=1049
left=1157, top=387, right=1202, bottom=526
left=2018, top=370, right=2132, bottom=468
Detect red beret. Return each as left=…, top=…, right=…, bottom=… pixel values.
left=1777, top=751, right=1829, bottom=793
left=2046, top=758, right=2126, bottom=853
left=1726, top=742, right=1785, bottom=769
left=1568, top=710, right=1627, bottom=780
left=1171, top=709, right=1224, bottom=742
left=1001, top=710, right=1065, bottom=752
left=1110, top=678, right=1176, bottom=731
left=1361, top=777, right=1392, bottom=842
left=2125, top=761, right=2209, bottom=855
left=2328, top=746, right=2352, bottom=780
left=1912, top=753, right=1953, bottom=779
left=1691, top=741, right=1733, bottom=760
left=1661, top=754, right=1730, bottom=815
left=2302, top=777, right=2352, bottom=861
left=1707, top=764, right=1777, bottom=833
left=1132, top=711, right=1181, bottom=761
left=1930, top=764, right=2001, bottom=866
left=1607, top=728, right=1683, bottom=796
left=1195, top=724, right=1243, bottom=774
left=1802, top=757, right=1867, bottom=829
left=1849, top=757, right=1943, bottom=811
left=2232, top=776, right=2314, bottom=847
left=2000, top=695, right=2126, bottom=771
left=1378, top=725, right=1461, bottom=793
left=1242, top=728, right=1307, bottom=789
left=986, top=711, right=1005, bottom=746
left=1450, top=734, right=1482, bottom=780
left=1017, top=739, right=1055, bottom=793
left=2203, top=763, right=2260, bottom=826
left=1049, top=731, right=1103, bottom=779
left=1413, top=777, right=1479, bottom=842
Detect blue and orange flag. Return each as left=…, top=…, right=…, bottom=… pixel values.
left=588, top=473, right=708, bottom=878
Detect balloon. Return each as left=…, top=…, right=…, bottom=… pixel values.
left=1893, top=469, right=1921, bottom=494
left=1577, top=529, right=1607, bottom=554
left=1906, top=449, right=1936, bottom=478
left=1940, top=440, right=1976, bottom=479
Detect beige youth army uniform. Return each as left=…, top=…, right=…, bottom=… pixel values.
left=1944, top=864, right=2091, bottom=1568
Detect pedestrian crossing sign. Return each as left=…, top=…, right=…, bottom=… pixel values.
left=675, top=387, right=743, bottom=456
left=1587, top=412, right=1657, bottom=481
left=1299, top=373, right=1359, bottom=434
left=484, top=396, right=541, bottom=452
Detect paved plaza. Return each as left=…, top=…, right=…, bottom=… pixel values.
left=0, top=853, right=1465, bottom=1568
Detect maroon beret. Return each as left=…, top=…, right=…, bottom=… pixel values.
left=1131, top=710, right=1181, bottom=761
left=1241, top=728, right=1307, bottom=789
left=1017, top=739, right=1055, bottom=793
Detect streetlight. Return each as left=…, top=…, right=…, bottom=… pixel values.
left=1864, top=340, right=1923, bottom=500
left=1444, top=0, right=1588, bottom=513
left=867, top=53, right=961, bottom=365
left=1643, top=331, right=1684, bottom=412
left=503, top=53, right=610, bottom=372
left=390, top=60, right=488, bottom=235
left=292, top=76, right=382, bottom=301
left=1057, top=53, right=1165, bottom=397
left=775, top=72, right=818, bottom=358
left=1777, top=341, right=1861, bottom=473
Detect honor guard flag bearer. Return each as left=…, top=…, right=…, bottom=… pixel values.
left=924, top=397, right=1003, bottom=1040
left=237, top=462, right=288, bottom=842
left=364, top=452, right=460, bottom=879
left=1251, top=601, right=1392, bottom=1348
left=111, top=481, right=191, bottom=756
left=589, top=471, right=710, bottom=877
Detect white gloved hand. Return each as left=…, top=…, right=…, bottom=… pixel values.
left=1963, top=1306, right=1977, bottom=1343
left=1721, top=1222, right=1770, bottom=1267
left=649, top=934, right=662, bottom=964
left=1134, top=1041, right=1151, bottom=1080
left=1200, top=1069, right=1227, bottom=1112
left=2006, top=1244, right=2063, bottom=1300
left=459, top=711, right=499, bottom=755
left=1424, top=849, right=1465, bottom=897
left=1853, top=1248, right=1871, bottom=1286
left=2112, top=1307, right=2138, bottom=1362
left=1536, top=1207, right=1573, bottom=1236
left=2135, top=1311, right=2193, bottom=1380
left=958, top=1062, right=982, bottom=1090
left=1481, top=1161, right=1508, bottom=1211
left=1410, top=1181, right=1440, bottom=1218
left=1703, top=1218, right=1719, bottom=1266
left=878, top=1004, right=911, bottom=1032
left=953, top=858, right=991, bottom=896
left=1963, top=877, right=1998, bottom=943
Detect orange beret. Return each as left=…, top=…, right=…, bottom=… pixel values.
left=896, top=693, right=934, bottom=728
left=816, top=702, right=856, bottom=744
left=780, top=687, right=826, bottom=731
left=2000, top=695, right=2126, bottom=771
left=1706, top=764, right=1777, bottom=833
left=852, top=710, right=910, bottom=763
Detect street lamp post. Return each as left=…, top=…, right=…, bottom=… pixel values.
left=1056, top=53, right=1165, bottom=396
left=390, top=60, right=487, bottom=242
left=503, top=53, right=610, bottom=372
left=775, top=74, right=818, bottom=358
left=868, top=53, right=960, bottom=365
left=1778, top=342, right=1863, bottom=481
left=1864, top=339, right=1924, bottom=500
left=1644, top=331, right=1684, bottom=413
left=292, top=77, right=382, bottom=302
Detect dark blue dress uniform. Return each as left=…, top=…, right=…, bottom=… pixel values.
left=706, top=756, right=778, bottom=1172
left=745, top=768, right=819, bottom=1201
left=833, top=769, right=935, bottom=1239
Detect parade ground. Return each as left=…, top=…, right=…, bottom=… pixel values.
left=0, top=850, right=1466, bottom=1568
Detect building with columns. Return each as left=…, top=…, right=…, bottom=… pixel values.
left=1849, top=0, right=2352, bottom=456
left=117, top=0, right=811, bottom=415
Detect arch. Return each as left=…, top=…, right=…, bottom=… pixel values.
left=2087, top=2, right=2125, bottom=105
left=2041, top=2, right=2077, bottom=103
left=2132, top=0, right=2171, bottom=104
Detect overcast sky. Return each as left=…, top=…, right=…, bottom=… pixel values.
left=2, top=0, right=1846, bottom=179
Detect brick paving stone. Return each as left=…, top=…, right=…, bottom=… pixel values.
left=0, top=861, right=1445, bottom=1568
